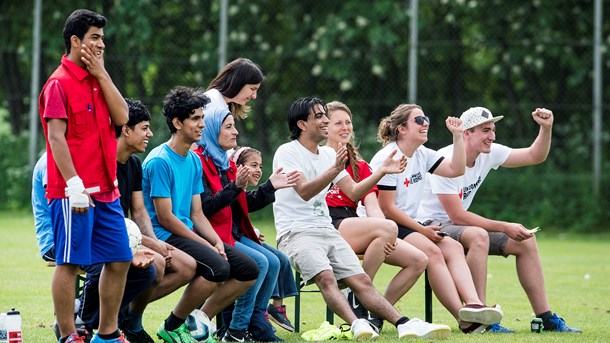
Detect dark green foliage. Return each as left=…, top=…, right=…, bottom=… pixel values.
left=0, top=0, right=608, bottom=231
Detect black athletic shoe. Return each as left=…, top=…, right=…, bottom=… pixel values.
left=367, top=312, right=384, bottom=334
left=344, top=288, right=369, bottom=319
left=221, top=328, right=255, bottom=342
left=122, top=328, right=154, bottom=343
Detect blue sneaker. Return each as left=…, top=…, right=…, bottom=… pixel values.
left=545, top=313, right=582, bottom=333
left=486, top=322, right=515, bottom=333
left=90, top=332, right=129, bottom=342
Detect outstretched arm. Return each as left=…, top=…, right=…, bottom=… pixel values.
left=337, top=150, right=407, bottom=202
left=502, top=108, right=553, bottom=168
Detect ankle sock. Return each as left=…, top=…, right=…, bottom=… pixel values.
left=165, top=312, right=185, bottom=331
left=98, top=330, right=120, bottom=340
left=394, top=316, right=409, bottom=327
left=536, top=311, right=555, bottom=329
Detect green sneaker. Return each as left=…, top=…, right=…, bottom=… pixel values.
left=157, top=322, right=198, bottom=343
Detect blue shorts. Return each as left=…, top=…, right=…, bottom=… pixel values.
left=49, top=198, right=132, bottom=265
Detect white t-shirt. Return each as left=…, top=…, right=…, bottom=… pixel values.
left=368, top=142, right=444, bottom=218
left=203, top=88, right=229, bottom=112
left=272, top=140, right=349, bottom=239
left=416, top=143, right=512, bottom=221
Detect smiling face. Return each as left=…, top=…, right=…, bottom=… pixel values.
left=175, top=107, right=205, bottom=144
left=327, top=109, right=352, bottom=146
left=218, top=114, right=239, bottom=150
left=466, top=122, right=496, bottom=154
left=241, top=153, right=263, bottom=186
left=230, top=83, right=260, bottom=105
left=398, top=108, right=430, bottom=145
left=300, top=103, right=329, bottom=144
left=125, top=120, right=153, bottom=153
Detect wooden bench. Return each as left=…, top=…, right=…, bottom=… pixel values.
left=293, top=265, right=433, bottom=332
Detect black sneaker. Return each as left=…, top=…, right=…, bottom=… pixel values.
left=267, top=305, right=295, bottom=333
left=343, top=288, right=369, bottom=319
left=222, top=328, right=255, bottom=342
left=122, top=327, right=154, bottom=343
left=367, top=312, right=384, bottom=334
left=54, top=321, right=92, bottom=343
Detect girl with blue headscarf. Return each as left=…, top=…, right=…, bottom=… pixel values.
left=194, top=107, right=298, bottom=342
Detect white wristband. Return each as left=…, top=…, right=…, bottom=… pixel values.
left=65, top=176, right=85, bottom=197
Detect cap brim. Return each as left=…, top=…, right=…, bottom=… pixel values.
left=468, top=115, right=504, bottom=129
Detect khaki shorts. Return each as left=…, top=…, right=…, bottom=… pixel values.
left=426, top=219, right=510, bottom=257
left=277, top=226, right=364, bottom=285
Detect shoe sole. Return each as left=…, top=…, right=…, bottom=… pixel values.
left=458, top=307, right=503, bottom=325
left=399, top=327, right=451, bottom=340
left=354, top=331, right=379, bottom=340
left=268, top=315, right=295, bottom=333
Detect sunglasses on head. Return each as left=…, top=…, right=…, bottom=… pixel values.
left=413, top=116, right=430, bottom=125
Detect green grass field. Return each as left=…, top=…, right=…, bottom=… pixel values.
left=1, top=214, right=609, bottom=342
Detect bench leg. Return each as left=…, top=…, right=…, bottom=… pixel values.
left=424, top=269, right=433, bottom=323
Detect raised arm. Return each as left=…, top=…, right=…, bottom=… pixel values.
left=431, top=117, right=466, bottom=178
left=502, top=108, right=553, bottom=168
left=80, top=44, right=128, bottom=126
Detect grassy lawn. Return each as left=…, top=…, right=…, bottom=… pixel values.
left=1, top=213, right=609, bottom=342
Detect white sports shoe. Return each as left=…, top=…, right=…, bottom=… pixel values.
left=397, top=318, right=451, bottom=340
left=458, top=304, right=503, bottom=325
left=351, top=318, right=379, bottom=340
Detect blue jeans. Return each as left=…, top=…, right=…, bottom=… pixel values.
left=263, top=243, right=298, bottom=299
left=231, top=237, right=280, bottom=330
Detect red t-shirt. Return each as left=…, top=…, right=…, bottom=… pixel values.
left=326, top=160, right=378, bottom=209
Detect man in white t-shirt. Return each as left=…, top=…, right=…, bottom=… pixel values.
left=417, top=106, right=581, bottom=333
left=273, top=97, right=451, bottom=340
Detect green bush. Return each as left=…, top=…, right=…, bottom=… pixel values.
left=0, top=131, right=33, bottom=211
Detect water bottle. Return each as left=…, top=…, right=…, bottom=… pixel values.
left=5, top=309, right=21, bottom=343
left=530, top=317, right=543, bottom=333
left=0, top=312, right=8, bottom=343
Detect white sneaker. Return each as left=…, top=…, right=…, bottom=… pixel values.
left=458, top=304, right=503, bottom=325
left=397, top=318, right=451, bottom=340
left=351, top=318, right=379, bottom=340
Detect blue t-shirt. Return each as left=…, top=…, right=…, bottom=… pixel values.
left=31, top=152, right=54, bottom=257
left=142, top=144, right=204, bottom=241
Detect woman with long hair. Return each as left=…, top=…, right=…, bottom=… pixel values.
left=324, top=101, right=428, bottom=333
left=373, top=104, right=503, bottom=333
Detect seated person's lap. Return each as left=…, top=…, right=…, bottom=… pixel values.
left=277, top=227, right=363, bottom=285
left=429, top=219, right=510, bottom=257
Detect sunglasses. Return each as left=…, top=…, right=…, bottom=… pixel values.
left=413, top=116, right=430, bottom=125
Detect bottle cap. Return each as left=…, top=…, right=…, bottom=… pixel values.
left=6, top=309, right=19, bottom=315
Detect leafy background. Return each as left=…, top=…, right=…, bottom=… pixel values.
left=1, top=0, right=608, bottom=230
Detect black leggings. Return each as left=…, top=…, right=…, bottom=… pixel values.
left=166, top=235, right=258, bottom=283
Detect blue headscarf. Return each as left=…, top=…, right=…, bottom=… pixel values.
left=198, top=107, right=232, bottom=171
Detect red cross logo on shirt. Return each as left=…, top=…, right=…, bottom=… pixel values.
left=404, top=177, right=410, bottom=188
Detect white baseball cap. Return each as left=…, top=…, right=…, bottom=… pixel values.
left=460, top=107, right=504, bottom=130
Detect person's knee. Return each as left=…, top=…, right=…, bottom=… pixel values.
left=412, top=250, right=428, bottom=273
left=314, top=270, right=338, bottom=291
left=152, top=253, right=166, bottom=284
left=463, top=227, right=489, bottom=252
left=381, top=220, right=398, bottom=241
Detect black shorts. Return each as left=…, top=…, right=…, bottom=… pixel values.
left=166, top=234, right=258, bottom=282
left=397, top=224, right=417, bottom=240
left=329, top=206, right=358, bottom=230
